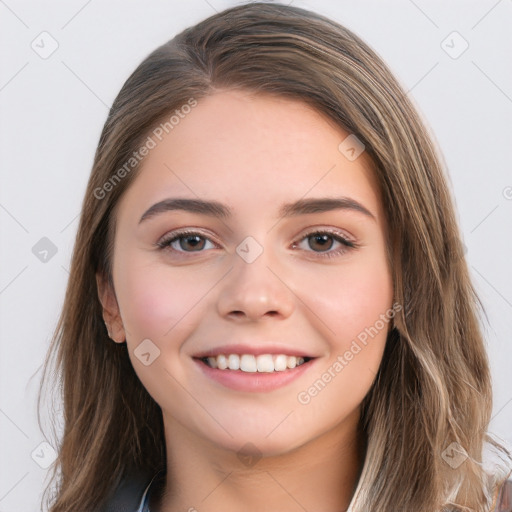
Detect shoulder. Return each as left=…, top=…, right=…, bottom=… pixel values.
left=97, top=470, right=154, bottom=512
left=494, top=478, right=512, bottom=512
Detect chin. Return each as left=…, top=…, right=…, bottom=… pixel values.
left=198, top=424, right=312, bottom=460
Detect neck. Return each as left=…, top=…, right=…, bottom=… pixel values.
left=154, top=410, right=365, bottom=512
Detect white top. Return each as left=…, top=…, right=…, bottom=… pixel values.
left=135, top=472, right=160, bottom=512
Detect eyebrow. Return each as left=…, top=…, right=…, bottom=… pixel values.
left=139, top=197, right=376, bottom=224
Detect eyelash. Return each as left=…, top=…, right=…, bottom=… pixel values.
left=156, top=228, right=358, bottom=259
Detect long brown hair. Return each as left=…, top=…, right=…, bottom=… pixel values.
left=39, top=3, right=511, bottom=511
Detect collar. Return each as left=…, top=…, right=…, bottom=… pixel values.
left=136, top=470, right=166, bottom=512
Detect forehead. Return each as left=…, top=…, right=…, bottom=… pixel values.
left=117, top=89, right=384, bottom=225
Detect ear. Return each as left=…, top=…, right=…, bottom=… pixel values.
left=96, top=272, right=126, bottom=343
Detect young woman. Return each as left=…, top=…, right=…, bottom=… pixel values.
left=39, top=3, right=512, bottom=511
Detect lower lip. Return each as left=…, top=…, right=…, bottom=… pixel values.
left=193, top=358, right=316, bottom=392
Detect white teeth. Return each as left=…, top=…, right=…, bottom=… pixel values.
left=204, top=353, right=310, bottom=372
left=256, top=354, right=274, bottom=373
left=228, top=354, right=240, bottom=370
left=274, top=354, right=288, bottom=371
left=240, top=354, right=257, bottom=372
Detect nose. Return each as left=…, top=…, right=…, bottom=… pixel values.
left=216, top=245, right=295, bottom=322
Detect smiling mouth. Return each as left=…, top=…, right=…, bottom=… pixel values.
left=197, top=354, right=313, bottom=373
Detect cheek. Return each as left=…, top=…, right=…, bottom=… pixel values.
left=113, top=255, right=212, bottom=398
left=304, top=255, right=393, bottom=348
left=296, top=262, right=393, bottom=415
left=114, top=254, right=208, bottom=342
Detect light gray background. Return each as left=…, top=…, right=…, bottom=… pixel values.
left=1, top=1, right=511, bottom=510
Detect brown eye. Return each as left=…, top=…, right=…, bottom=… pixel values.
left=307, top=233, right=335, bottom=252
left=292, top=230, right=357, bottom=259
left=176, top=234, right=206, bottom=251
left=157, top=230, right=217, bottom=253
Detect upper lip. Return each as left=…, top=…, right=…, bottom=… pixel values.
left=192, top=343, right=317, bottom=359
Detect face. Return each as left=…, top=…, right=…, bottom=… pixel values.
left=97, top=89, right=394, bottom=457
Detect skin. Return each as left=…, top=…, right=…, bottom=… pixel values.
left=97, top=89, right=394, bottom=512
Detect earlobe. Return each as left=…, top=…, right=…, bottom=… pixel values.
left=95, top=272, right=126, bottom=343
